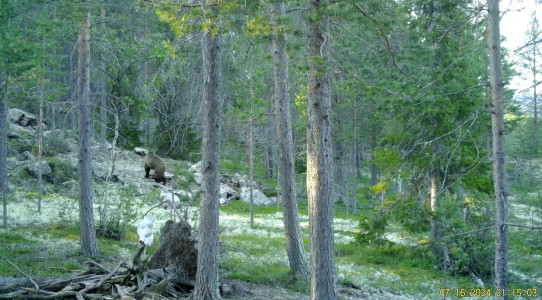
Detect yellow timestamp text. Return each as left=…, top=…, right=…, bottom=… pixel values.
left=439, top=288, right=537, bottom=297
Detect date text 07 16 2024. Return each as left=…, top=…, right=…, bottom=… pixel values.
left=440, top=288, right=537, bottom=297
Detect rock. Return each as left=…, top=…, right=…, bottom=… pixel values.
left=240, top=187, right=276, bottom=206
left=193, top=172, right=202, bottom=185
left=26, top=161, right=52, bottom=177
left=43, top=129, right=65, bottom=140
left=17, top=151, right=34, bottom=161
left=9, top=108, right=38, bottom=127
left=231, top=173, right=248, bottom=188
left=220, top=183, right=238, bottom=205
left=220, top=280, right=252, bottom=298
left=164, top=171, right=174, bottom=180
left=161, top=192, right=180, bottom=207
left=189, top=161, right=202, bottom=185
left=188, top=161, right=202, bottom=173
left=174, top=189, right=192, bottom=200
left=9, top=123, right=35, bottom=137
left=134, top=147, right=148, bottom=157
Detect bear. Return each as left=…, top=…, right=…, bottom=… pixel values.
left=144, top=152, right=167, bottom=185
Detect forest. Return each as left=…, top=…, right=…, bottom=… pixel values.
left=1, top=0, right=541, bottom=299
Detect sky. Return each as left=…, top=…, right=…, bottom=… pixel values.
left=500, top=0, right=542, bottom=92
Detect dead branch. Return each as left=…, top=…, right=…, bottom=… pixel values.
left=2, top=257, right=39, bottom=291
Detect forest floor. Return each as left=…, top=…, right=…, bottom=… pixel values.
left=1, top=143, right=541, bottom=299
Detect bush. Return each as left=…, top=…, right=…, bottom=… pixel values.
left=45, top=157, right=76, bottom=184
left=42, top=134, right=71, bottom=157
left=99, top=186, right=144, bottom=240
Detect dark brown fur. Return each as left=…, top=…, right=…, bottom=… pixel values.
left=144, top=153, right=166, bottom=184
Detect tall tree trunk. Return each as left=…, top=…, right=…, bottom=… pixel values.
left=488, top=0, right=509, bottom=295
left=265, top=115, right=276, bottom=179
left=1, top=76, right=7, bottom=229
left=38, top=72, right=44, bottom=213
left=101, top=111, right=119, bottom=231
left=191, top=26, right=222, bottom=300
left=430, top=166, right=443, bottom=258
left=100, top=7, right=107, bottom=153
left=370, top=124, right=378, bottom=187
left=271, top=1, right=310, bottom=279
left=532, top=25, right=538, bottom=157
left=306, top=0, right=337, bottom=298
left=249, top=110, right=254, bottom=228
left=78, top=2, right=99, bottom=256
left=351, top=96, right=357, bottom=214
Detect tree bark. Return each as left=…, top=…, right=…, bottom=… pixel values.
left=429, top=166, right=443, bottom=258
left=351, top=96, right=357, bottom=213
left=100, top=6, right=107, bottom=153
left=306, top=0, right=337, bottom=298
left=265, top=116, right=276, bottom=179
left=488, top=0, right=509, bottom=295
left=370, top=124, right=378, bottom=187
left=1, top=75, right=7, bottom=229
left=271, top=1, right=310, bottom=279
left=190, top=26, right=222, bottom=300
left=78, top=2, right=99, bottom=256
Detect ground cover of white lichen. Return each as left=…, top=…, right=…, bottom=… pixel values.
left=2, top=147, right=541, bottom=299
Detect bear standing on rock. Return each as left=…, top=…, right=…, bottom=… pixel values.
left=144, top=152, right=167, bottom=185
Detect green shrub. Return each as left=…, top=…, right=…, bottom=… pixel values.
left=356, top=212, right=388, bottom=245
left=45, top=157, right=76, bottom=184
left=42, top=134, right=71, bottom=156
left=99, top=186, right=144, bottom=240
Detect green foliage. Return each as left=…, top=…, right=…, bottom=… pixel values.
left=155, top=118, right=201, bottom=161
left=41, top=134, right=72, bottom=157
left=100, top=186, right=145, bottom=240
left=394, top=197, right=431, bottom=233
left=356, top=212, right=388, bottom=245
left=437, top=197, right=495, bottom=280
left=45, top=157, right=76, bottom=185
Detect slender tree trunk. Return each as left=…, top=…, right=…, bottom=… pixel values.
left=100, top=7, right=107, bottom=153
left=271, top=1, right=310, bottom=279
left=38, top=73, right=44, bottom=213
left=488, top=0, right=509, bottom=295
left=1, top=76, right=7, bottom=228
left=249, top=111, right=254, bottom=228
left=533, top=29, right=538, bottom=157
left=306, top=0, right=337, bottom=298
left=351, top=96, right=357, bottom=214
left=78, top=2, right=99, bottom=256
left=370, top=124, right=378, bottom=187
left=101, top=110, right=119, bottom=231
left=265, top=114, right=276, bottom=179
left=430, top=167, right=443, bottom=258
left=190, top=26, right=222, bottom=300
left=357, top=141, right=364, bottom=178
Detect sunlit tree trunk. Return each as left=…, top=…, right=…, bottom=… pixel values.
left=191, top=25, right=222, bottom=300
left=488, top=0, right=509, bottom=296
left=430, top=166, right=443, bottom=258
left=78, top=1, right=99, bottom=256
left=306, top=0, right=337, bottom=298
left=271, top=1, right=310, bottom=279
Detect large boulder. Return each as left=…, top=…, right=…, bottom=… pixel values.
left=9, top=123, right=35, bottom=137
left=240, top=187, right=276, bottom=206
left=134, top=147, right=148, bottom=157
left=9, top=108, right=38, bottom=127
left=189, top=161, right=202, bottom=185
left=220, top=183, right=238, bottom=205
